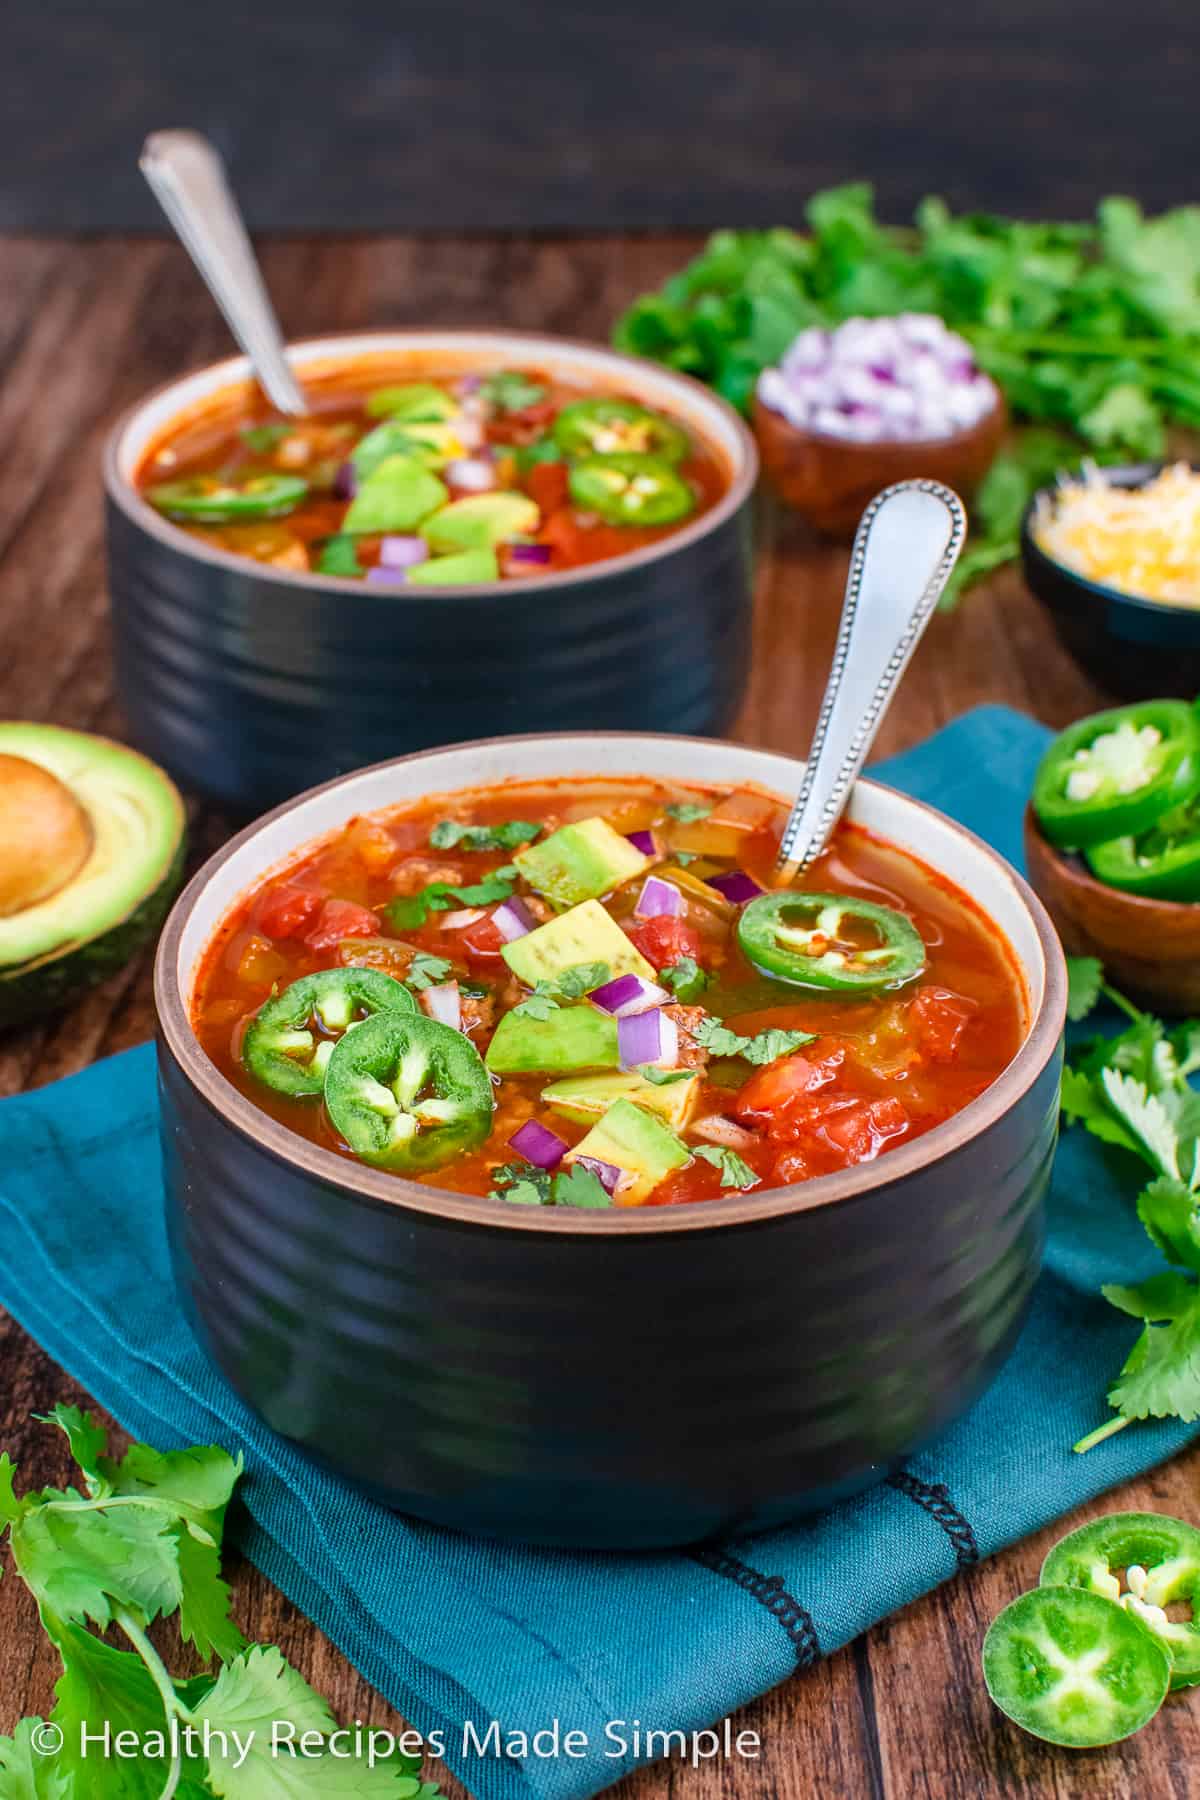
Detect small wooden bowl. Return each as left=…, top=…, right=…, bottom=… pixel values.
left=753, top=388, right=1007, bottom=538
left=1024, top=804, right=1200, bottom=1015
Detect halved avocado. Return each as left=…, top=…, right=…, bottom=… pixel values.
left=0, top=724, right=186, bottom=1026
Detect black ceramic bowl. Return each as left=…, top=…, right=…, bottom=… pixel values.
left=104, top=332, right=757, bottom=817
left=155, top=732, right=1066, bottom=1550
left=1020, top=463, right=1200, bottom=697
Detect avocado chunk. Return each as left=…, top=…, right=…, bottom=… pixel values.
left=514, top=817, right=649, bottom=909
left=485, top=1005, right=619, bottom=1075
left=421, top=492, right=540, bottom=552
left=0, top=724, right=186, bottom=1027
left=406, top=548, right=499, bottom=586
left=364, top=381, right=458, bottom=422
left=351, top=419, right=465, bottom=478
left=342, top=455, right=448, bottom=533
left=565, top=1098, right=690, bottom=1203
left=542, top=1069, right=700, bottom=1131
left=502, top=900, right=655, bottom=987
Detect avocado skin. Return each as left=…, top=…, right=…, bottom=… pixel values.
left=0, top=835, right=186, bottom=1028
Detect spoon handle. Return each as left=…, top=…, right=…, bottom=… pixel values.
left=776, top=479, right=966, bottom=879
left=140, top=130, right=308, bottom=417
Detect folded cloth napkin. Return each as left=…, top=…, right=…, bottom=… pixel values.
left=0, top=703, right=1194, bottom=1800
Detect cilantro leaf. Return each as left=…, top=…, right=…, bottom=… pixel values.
left=316, top=535, right=360, bottom=578
left=1099, top=1068, right=1190, bottom=1182
left=0, top=1454, right=19, bottom=1528
left=660, top=956, right=709, bottom=1003
left=240, top=423, right=290, bottom=454
left=488, top=1160, right=612, bottom=1208
left=480, top=371, right=546, bottom=413
left=553, top=1165, right=613, bottom=1209
left=1065, top=955, right=1104, bottom=1023
left=511, top=962, right=610, bottom=1017
left=673, top=851, right=698, bottom=866
left=1105, top=1283, right=1200, bottom=1424
left=34, top=1404, right=109, bottom=1492
left=429, top=819, right=539, bottom=852
left=510, top=983, right=561, bottom=1021
left=0, top=1718, right=71, bottom=1799
left=694, top=1145, right=759, bottom=1189
left=1137, top=1175, right=1200, bottom=1273
left=47, top=1612, right=201, bottom=1799
left=9, top=1500, right=183, bottom=1631
left=384, top=868, right=519, bottom=930
left=638, top=1065, right=694, bottom=1086
left=405, top=952, right=452, bottom=992
left=664, top=801, right=712, bottom=822
left=692, top=1017, right=815, bottom=1064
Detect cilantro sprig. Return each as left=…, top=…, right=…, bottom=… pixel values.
left=405, top=951, right=453, bottom=992
left=428, top=819, right=539, bottom=853
left=1062, top=957, right=1200, bottom=1452
left=694, top=1145, right=760, bottom=1189
left=0, top=1407, right=440, bottom=1798
left=480, top=372, right=546, bottom=414
left=664, top=801, right=712, bottom=823
left=489, top=1162, right=611, bottom=1209
left=385, top=867, right=519, bottom=930
left=510, top=962, right=610, bottom=1020
left=692, top=1017, right=814, bottom=1064
left=660, top=956, right=709, bottom=1003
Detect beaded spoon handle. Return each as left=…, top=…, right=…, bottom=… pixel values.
left=775, top=479, right=967, bottom=881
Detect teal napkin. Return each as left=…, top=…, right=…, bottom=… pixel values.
left=0, top=703, right=1193, bottom=1800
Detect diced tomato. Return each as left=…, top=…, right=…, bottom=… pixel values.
left=733, top=1048, right=845, bottom=1124
left=820, top=1096, right=910, bottom=1163
left=627, top=915, right=704, bottom=971
left=911, top=985, right=976, bottom=1063
left=648, top=1138, right=773, bottom=1207
left=461, top=912, right=507, bottom=965
left=539, top=508, right=586, bottom=561
left=526, top=460, right=570, bottom=513
left=255, top=883, right=322, bottom=940
left=304, top=898, right=379, bottom=952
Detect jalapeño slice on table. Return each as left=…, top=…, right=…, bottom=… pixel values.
left=1040, top=1511, right=1200, bottom=1689
left=982, top=1586, right=1171, bottom=1747
left=552, top=398, right=690, bottom=464
left=148, top=473, right=309, bottom=524
left=1085, top=795, right=1200, bottom=902
left=324, top=1010, right=493, bottom=1171
left=1031, top=700, right=1200, bottom=852
left=241, top=968, right=416, bottom=1098
left=737, top=892, right=926, bottom=994
left=568, top=454, right=696, bottom=526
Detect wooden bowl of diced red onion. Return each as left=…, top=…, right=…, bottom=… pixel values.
left=753, top=314, right=1006, bottom=538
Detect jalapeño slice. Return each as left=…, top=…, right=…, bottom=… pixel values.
left=1086, top=796, right=1200, bottom=901
left=568, top=454, right=695, bottom=526
left=242, top=968, right=416, bottom=1098
left=324, top=1010, right=493, bottom=1171
left=552, top=399, right=690, bottom=463
left=1041, top=1511, right=1200, bottom=1689
left=1032, top=700, right=1200, bottom=851
left=982, top=1586, right=1170, bottom=1746
left=149, top=473, right=309, bottom=524
left=737, top=892, right=926, bottom=994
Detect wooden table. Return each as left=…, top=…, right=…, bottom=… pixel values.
left=1, top=233, right=1196, bottom=1798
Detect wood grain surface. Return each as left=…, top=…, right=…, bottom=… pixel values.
left=1, top=232, right=1198, bottom=1799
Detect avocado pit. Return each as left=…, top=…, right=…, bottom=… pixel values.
left=0, top=753, right=93, bottom=917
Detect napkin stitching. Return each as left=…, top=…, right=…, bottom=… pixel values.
left=885, top=1470, right=979, bottom=1569
left=686, top=1548, right=820, bottom=1668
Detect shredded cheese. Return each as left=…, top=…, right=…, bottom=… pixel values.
left=1034, top=462, right=1200, bottom=607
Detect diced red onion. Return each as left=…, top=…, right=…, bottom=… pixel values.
left=507, top=543, right=552, bottom=565
left=457, top=374, right=484, bottom=394
left=590, top=972, right=669, bottom=1016
left=690, top=1114, right=757, bottom=1150
left=625, top=829, right=656, bottom=856
left=574, top=1154, right=622, bottom=1194
left=333, top=460, right=358, bottom=499
left=438, top=907, right=485, bottom=931
left=618, top=1007, right=679, bottom=1070
left=366, top=566, right=406, bottom=586
left=706, top=870, right=764, bottom=905
left=379, top=534, right=429, bottom=569
left=446, top=457, right=495, bottom=492
left=509, top=1119, right=568, bottom=1170
left=492, top=897, right=537, bottom=942
left=633, top=875, right=682, bottom=919
left=420, top=981, right=461, bottom=1030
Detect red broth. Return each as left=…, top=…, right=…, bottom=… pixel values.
left=190, top=778, right=1027, bottom=1209
left=134, top=367, right=727, bottom=583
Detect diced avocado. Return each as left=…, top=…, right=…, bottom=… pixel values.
left=342, top=455, right=448, bottom=533
left=364, top=382, right=459, bottom=422
left=406, top=548, right=499, bottom=586
left=351, top=419, right=465, bottom=478
left=485, top=1005, right=618, bottom=1075
left=565, top=1098, right=690, bottom=1204
left=0, top=724, right=186, bottom=1027
left=421, top=492, right=540, bottom=552
left=514, top=817, right=649, bottom=909
left=502, top=900, right=655, bottom=987
left=542, top=1069, right=700, bottom=1131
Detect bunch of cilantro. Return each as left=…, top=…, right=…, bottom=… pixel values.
left=1063, top=957, right=1200, bottom=1453
left=0, top=1408, right=439, bottom=1799
left=613, top=183, right=1200, bottom=602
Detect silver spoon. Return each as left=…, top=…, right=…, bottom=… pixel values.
left=140, top=129, right=308, bottom=417
left=775, top=479, right=966, bottom=882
